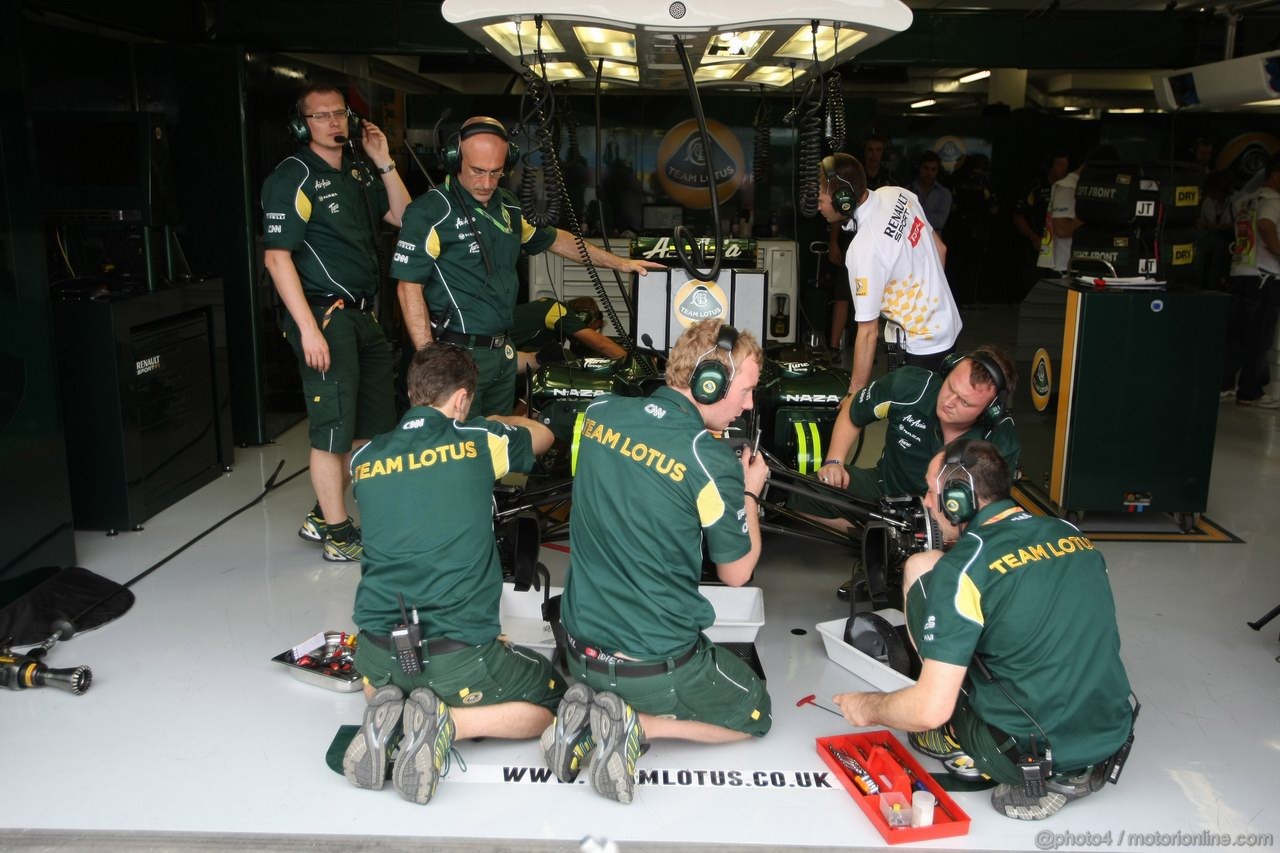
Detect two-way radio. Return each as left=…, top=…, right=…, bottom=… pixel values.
left=390, top=592, right=422, bottom=676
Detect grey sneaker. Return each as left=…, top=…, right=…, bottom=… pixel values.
left=323, top=523, right=363, bottom=562
left=588, top=691, right=645, bottom=804
left=298, top=509, right=326, bottom=542
left=541, top=682, right=596, bottom=782
left=342, top=685, right=404, bottom=790
left=393, top=688, right=456, bottom=804
left=991, top=764, right=1107, bottom=821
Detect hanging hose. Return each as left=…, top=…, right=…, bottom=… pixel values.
left=591, top=60, right=639, bottom=333
left=670, top=35, right=724, bottom=282
left=794, top=78, right=825, bottom=218
left=525, top=61, right=647, bottom=370
left=518, top=68, right=564, bottom=227
left=825, top=71, right=846, bottom=152
left=752, top=88, right=772, bottom=190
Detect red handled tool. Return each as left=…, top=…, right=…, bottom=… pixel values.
left=797, top=693, right=844, bottom=718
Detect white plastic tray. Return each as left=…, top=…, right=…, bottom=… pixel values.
left=499, top=582, right=560, bottom=658
left=701, top=585, right=765, bottom=643
left=816, top=618, right=914, bottom=692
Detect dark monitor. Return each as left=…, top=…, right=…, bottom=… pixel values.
left=32, top=111, right=178, bottom=225
left=642, top=204, right=683, bottom=234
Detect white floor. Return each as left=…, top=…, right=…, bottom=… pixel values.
left=5, top=358, right=1280, bottom=852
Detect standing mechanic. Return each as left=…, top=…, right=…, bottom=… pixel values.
left=541, top=319, right=771, bottom=805
left=834, top=439, right=1134, bottom=822
left=263, top=83, right=411, bottom=562
left=393, top=116, right=663, bottom=416
left=1222, top=151, right=1280, bottom=409
left=512, top=296, right=626, bottom=375
left=817, top=153, right=962, bottom=398
left=343, top=344, right=564, bottom=805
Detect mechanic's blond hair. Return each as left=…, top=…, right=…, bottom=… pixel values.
left=666, top=319, right=763, bottom=391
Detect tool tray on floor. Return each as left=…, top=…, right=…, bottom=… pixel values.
left=816, top=730, right=970, bottom=844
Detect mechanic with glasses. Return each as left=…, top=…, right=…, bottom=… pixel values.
left=262, top=83, right=411, bottom=563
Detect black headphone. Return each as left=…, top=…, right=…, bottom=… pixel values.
left=443, top=118, right=520, bottom=173
left=941, top=351, right=1009, bottom=423
left=690, top=325, right=738, bottom=405
left=288, top=100, right=358, bottom=145
left=821, top=155, right=858, bottom=217
left=572, top=308, right=600, bottom=326
left=937, top=438, right=980, bottom=526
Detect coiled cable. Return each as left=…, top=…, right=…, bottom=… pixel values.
left=752, top=89, right=772, bottom=190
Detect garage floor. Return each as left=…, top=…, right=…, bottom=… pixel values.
left=6, top=309, right=1279, bottom=853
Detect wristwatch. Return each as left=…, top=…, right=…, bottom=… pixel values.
left=375, top=161, right=396, bottom=174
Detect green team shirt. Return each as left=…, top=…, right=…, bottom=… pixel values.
left=906, top=500, right=1133, bottom=772
left=261, top=147, right=389, bottom=300
left=350, top=407, right=535, bottom=642
left=510, top=298, right=591, bottom=351
left=850, top=366, right=1020, bottom=496
left=390, top=178, right=557, bottom=335
left=562, top=387, right=751, bottom=657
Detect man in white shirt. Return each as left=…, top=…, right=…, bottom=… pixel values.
left=1223, top=152, right=1280, bottom=409
left=817, top=153, right=962, bottom=397
left=1036, top=144, right=1118, bottom=277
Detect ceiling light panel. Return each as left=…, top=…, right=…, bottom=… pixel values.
left=482, top=21, right=565, bottom=56
left=703, top=30, right=771, bottom=63
left=574, top=27, right=637, bottom=61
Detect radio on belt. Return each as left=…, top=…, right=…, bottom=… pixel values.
left=391, top=592, right=422, bottom=675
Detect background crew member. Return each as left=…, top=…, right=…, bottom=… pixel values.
left=1013, top=151, right=1070, bottom=295
left=263, top=83, right=411, bottom=562
left=1036, top=144, right=1118, bottom=278
left=910, top=151, right=952, bottom=232
left=817, top=153, right=962, bottom=399
left=512, top=296, right=626, bottom=375
left=393, top=116, right=663, bottom=416
left=1222, top=152, right=1280, bottom=409
left=343, top=344, right=564, bottom=805
left=834, top=440, right=1133, bottom=822
left=863, top=133, right=900, bottom=190
left=542, top=320, right=771, bottom=805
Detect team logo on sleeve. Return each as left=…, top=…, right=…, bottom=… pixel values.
left=855, top=277, right=868, bottom=297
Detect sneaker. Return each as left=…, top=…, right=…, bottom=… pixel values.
left=991, top=764, right=1106, bottom=821
left=908, top=727, right=986, bottom=781
left=908, top=726, right=972, bottom=764
left=541, top=682, right=597, bottom=782
left=1219, top=389, right=1236, bottom=401
left=298, top=508, right=326, bottom=542
left=393, top=688, right=456, bottom=804
left=342, top=684, right=404, bottom=790
left=1238, top=393, right=1280, bottom=409
left=588, top=691, right=646, bottom=804
left=323, top=523, right=363, bottom=562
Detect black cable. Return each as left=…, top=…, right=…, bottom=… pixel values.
left=592, top=60, right=640, bottom=331
left=67, top=460, right=307, bottom=631
left=752, top=87, right=772, bottom=193
left=517, top=22, right=564, bottom=227
left=670, top=35, right=724, bottom=282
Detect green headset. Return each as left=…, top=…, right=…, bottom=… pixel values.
left=443, top=118, right=520, bottom=173
left=941, top=350, right=1009, bottom=423
left=937, top=438, right=980, bottom=525
left=287, top=101, right=358, bottom=145
left=821, top=155, right=858, bottom=217
left=690, top=324, right=739, bottom=405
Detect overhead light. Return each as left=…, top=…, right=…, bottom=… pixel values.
left=540, top=61, right=585, bottom=81
left=911, top=98, right=936, bottom=109
left=1063, top=105, right=1081, bottom=111
left=704, top=30, right=771, bottom=63
left=696, top=63, right=746, bottom=82
left=442, top=1, right=912, bottom=90
left=745, top=65, right=807, bottom=87
left=597, top=60, right=639, bottom=83
left=775, top=25, right=866, bottom=62
left=573, top=27, right=637, bottom=61
left=482, top=21, right=565, bottom=57
left=1109, top=107, right=1146, bottom=114
left=958, top=69, right=990, bottom=84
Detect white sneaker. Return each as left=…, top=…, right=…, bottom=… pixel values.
left=1238, top=394, right=1280, bottom=409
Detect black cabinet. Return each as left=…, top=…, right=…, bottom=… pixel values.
left=53, top=285, right=234, bottom=532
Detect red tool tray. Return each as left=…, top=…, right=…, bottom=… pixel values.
left=816, top=730, right=971, bottom=844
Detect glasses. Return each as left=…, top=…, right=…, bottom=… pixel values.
left=303, top=111, right=348, bottom=123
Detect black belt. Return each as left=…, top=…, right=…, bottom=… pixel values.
left=564, top=632, right=697, bottom=678
left=308, top=295, right=374, bottom=311
left=361, top=632, right=472, bottom=656
left=433, top=326, right=508, bottom=349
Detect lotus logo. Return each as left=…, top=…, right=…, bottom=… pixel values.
left=702, top=379, right=717, bottom=395
left=656, top=118, right=745, bottom=208
left=946, top=499, right=960, bottom=513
